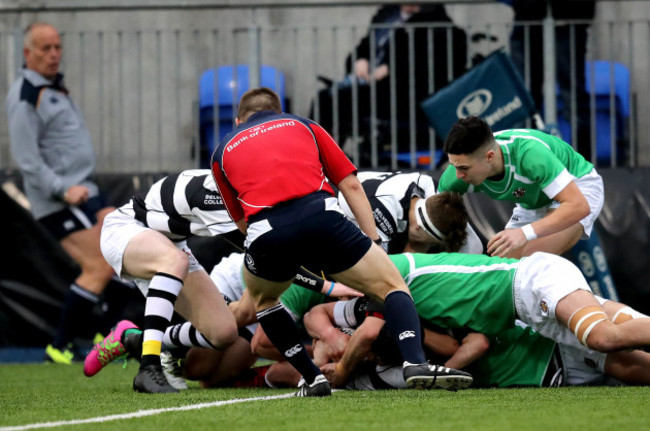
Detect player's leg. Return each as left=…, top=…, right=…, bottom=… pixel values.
left=121, top=230, right=192, bottom=393
left=604, top=349, right=650, bottom=385
left=244, top=267, right=330, bottom=396
left=172, top=268, right=238, bottom=349
left=556, top=289, right=650, bottom=352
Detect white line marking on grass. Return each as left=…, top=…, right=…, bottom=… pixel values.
left=0, top=393, right=295, bottom=431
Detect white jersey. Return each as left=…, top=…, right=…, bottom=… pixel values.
left=337, top=171, right=436, bottom=253
left=119, top=169, right=237, bottom=240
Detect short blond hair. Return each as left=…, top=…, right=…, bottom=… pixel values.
left=237, top=87, right=282, bottom=122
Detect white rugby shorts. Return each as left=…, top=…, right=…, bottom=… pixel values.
left=506, top=169, right=604, bottom=238
left=513, top=252, right=592, bottom=350
left=100, top=207, right=203, bottom=296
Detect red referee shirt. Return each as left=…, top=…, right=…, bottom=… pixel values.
left=211, top=111, right=356, bottom=222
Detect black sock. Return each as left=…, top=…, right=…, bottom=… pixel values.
left=383, top=290, right=426, bottom=364
left=256, top=303, right=320, bottom=384
left=52, top=283, right=99, bottom=348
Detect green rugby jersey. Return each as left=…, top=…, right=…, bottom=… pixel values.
left=280, top=283, right=328, bottom=326
left=471, top=325, right=556, bottom=388
left=439, top=129, right=594, bottom=209
left=390, top=253, right=518, bottom=335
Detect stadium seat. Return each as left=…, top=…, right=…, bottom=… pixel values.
left=556, top=60, right=630, bottom=165
left=198, top=65, right=286, bottom=166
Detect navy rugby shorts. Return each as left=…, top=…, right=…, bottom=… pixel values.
left=245, top=191, right=371, bottom=282
left=39, top=194, right=109, bottom=241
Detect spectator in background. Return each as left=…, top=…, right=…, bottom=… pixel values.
left=313, top=3, right=467, bottom=160
left=506, top=0, right=596, bottom=160
left=6, top=22, right=133, bottom=364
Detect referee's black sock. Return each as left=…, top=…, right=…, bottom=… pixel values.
left=383, top=290, right=426, bottom=365
left=256, top=303, right=321, bottom=385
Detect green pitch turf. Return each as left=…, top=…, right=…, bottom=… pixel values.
left=1, top=361, right=648, bottom=431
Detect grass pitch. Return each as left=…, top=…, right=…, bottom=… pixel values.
left=1, top=361, right=648, bottom=431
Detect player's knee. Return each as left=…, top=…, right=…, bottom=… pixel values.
left=205, top=319, right=238, bottom=349
left=157, top=247, right=191, bottom=277
left=584, top=324, right=624, bottom=353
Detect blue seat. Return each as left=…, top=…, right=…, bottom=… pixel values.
left=198, top=65, right=286, bottom=166
left=556, top=60, right=630, bottom=164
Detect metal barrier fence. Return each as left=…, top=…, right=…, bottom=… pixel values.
left=0, top=11, right=646, bottom=173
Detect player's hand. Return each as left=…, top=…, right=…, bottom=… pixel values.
left=320, top=362, right=347, bottom=388
left=63, top=185, right=89, bottom=206
left=324, top=281, right=363, bottom=299
left=354, top=59, right=370, bottom=82
left=487, top=228, right=527, bottom=257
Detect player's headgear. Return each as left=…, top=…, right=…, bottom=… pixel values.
left=414, top=198, right=446, bottom=242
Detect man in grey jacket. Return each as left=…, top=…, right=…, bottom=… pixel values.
left=6, top=22, right=125, bottom=364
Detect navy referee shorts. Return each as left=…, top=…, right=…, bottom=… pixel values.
left=244, top=191, right=372, bottom=282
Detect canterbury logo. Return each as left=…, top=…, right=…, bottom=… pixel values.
left=398, top=330, right=416, bottom=341
left=285, top=344, right=303, bottom=358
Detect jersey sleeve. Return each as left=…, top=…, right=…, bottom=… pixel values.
left=211, top=159, right=244, bottom=222
left=438, top=165, right=469, bottom=194
left=7, top=99, right=66, bottom=199
left=518, top=144, right=572, bottom=199
left=309, top=122, right=357, bottom=186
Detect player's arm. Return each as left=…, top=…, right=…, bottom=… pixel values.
left=326, top=316, right=385, bottom=387
left=303, top=302, right=350, bottom=363
left=444, top=332, right=490, bottom=370
left=293, top=267, right=362, bottom=298
left=337, top=173, right=381, bottom=243
left=487, top=181, right=589, bottom=257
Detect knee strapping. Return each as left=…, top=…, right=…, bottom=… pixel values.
left=612, top=306, right=650, bottom=324
left=567, top=305, right=608, bottom=346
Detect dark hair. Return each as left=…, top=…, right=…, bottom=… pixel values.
left=426, top=192, right=468, bottom=252
left=443, top=116, right=494, bottom=155
left=237, top=87, right=282, bottom=122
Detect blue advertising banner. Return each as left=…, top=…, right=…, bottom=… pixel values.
left=420, top=50, right=537, bottom=138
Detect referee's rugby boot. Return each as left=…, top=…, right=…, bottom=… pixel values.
left=403, top=361, right=473, bottom=391
left=83, top=320, right=137, bottom=377
left=294, top=374, right=332, bottom=397
left=133, top=364, right=179, bottom=394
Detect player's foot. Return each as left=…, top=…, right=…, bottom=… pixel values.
left=122, top=329, right=143, bottom=361
left=133, top=364, right=179, bottom=394
left=160, top=351, right=187, bottom=391
left=294, top=374, right=331, bottom=397
left=403, top=361, right=473, bottom=391
left=83, top=320, right=137, bottom=377
left=45, top=344, right=74, bottom=365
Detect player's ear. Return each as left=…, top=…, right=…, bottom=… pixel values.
left=235, top=118, right=241, bottom=126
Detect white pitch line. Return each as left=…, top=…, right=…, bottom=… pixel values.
left=0, top=393, right=295, bottom=431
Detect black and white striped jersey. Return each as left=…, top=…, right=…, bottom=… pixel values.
left=337, top=171, right=436, bottom=253
left=119, top=169, right=237, bottom=240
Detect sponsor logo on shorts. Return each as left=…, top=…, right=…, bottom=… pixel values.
left=245, top=254, right=256, bottom=272
left=285, top=344, right=303, bottom=357
left=63, top=219, right=76, bottom=231
left=512, top=187, right=526, bottom=198
left=398, top=330, right=416, bottom=341
left=540, top=300, right=549, bottom=315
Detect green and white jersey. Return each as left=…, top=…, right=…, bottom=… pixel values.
left=439, top=129, right=594, bottom=209
left=389, top=253, right=518, bottom=335
left=471, top=324, right=556, bottom=388
left=280, top=284, right=328, bottom=326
